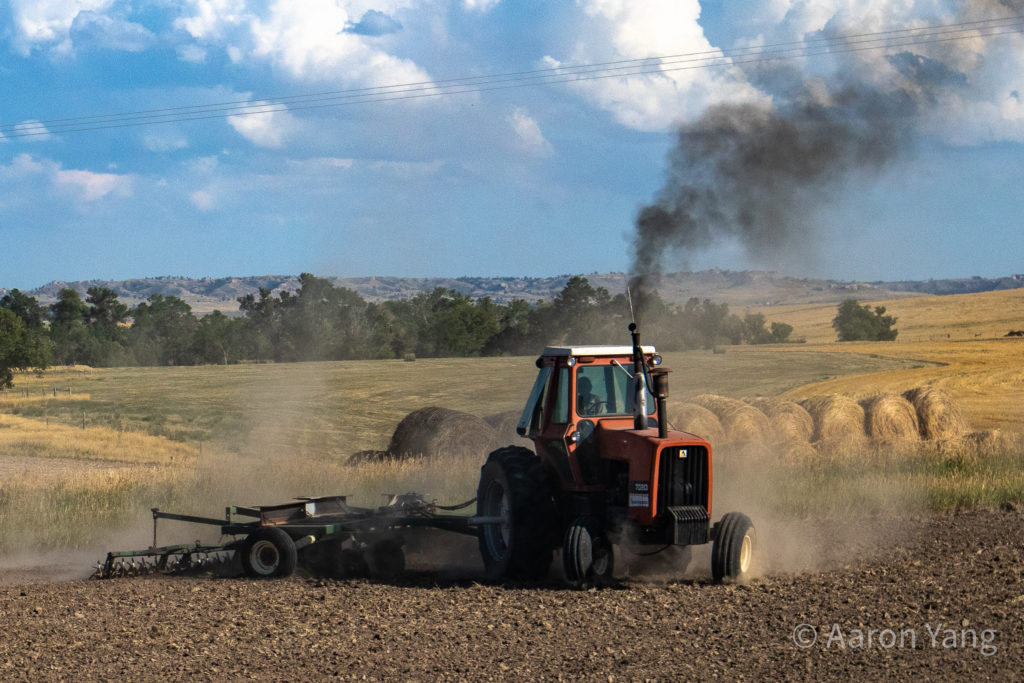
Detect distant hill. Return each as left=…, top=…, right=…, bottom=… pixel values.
left=4, top=271, right=1024, bottom=314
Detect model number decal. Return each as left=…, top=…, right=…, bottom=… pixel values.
left=629, top=481, right=650, bottom=507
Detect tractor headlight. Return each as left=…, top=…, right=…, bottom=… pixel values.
left=651, top=354, right=663, bottom=366
left=567, top=357, right=577, bottom=367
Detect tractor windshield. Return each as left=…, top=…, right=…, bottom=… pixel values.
left=576, top=364, right=655, bottom=417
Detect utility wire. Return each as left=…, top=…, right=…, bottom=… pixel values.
left=3, top=14, right=1023, bottom=139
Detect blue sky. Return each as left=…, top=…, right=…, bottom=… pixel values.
left=1, top=0, right=1022, bottom=290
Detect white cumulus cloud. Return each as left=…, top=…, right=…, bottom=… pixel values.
left=174, top=0, right=432, bottom=88
left=189, top=189, right=217, bottom=211
left=227, top=102, right=297, bottom=148
left=1, top=153, right=133, bottom=201
left=69, top=10, right=154, bottom=51
left=142, top=131, right=189, bottom=152
left=730, top=0, right=1024, bottom=145
left=8, top=0, right=116, bottom=54
left=463, top=0, right=501, bottom=10
left=508, top=108, right=553, bottom=157
left=54, top=167, right=134, bottom=201
left=547, top=0, right=767, bottom=131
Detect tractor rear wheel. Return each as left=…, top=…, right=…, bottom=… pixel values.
left=240, top=526, right=298, bottom=578
left=562, top=517, right=614, bottom=588
left=477, top=446, right=555, bottom=580
left=711, top=512, right=755, bottom=583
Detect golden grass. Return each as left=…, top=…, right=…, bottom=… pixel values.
left=755, top=288, right=1024, bottom=345
left=1, top=289, right=1023, bottom=556
left=0, top=413, right=197, bottom=466
left=0, top=393, right=91, bottom=409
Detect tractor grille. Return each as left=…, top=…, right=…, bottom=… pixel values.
left=657, top=446, right=709, bottom=511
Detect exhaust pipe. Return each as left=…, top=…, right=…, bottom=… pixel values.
left=652, top=369, right=670, bottom=438
left=629, top=323, right=647, bottom=430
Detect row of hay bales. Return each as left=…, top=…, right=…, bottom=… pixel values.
left=667, top=387, right=977, bottom=456
left=348, top=406, right=532, bottom=463
left=350, top=386, right=989, bottom=464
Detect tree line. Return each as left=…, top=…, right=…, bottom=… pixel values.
left=0, top=274, right=797, bottom=386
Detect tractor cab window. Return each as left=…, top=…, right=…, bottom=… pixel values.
left=517, top=366, right=552, bottom=436
left=551, top=367, right=570, bottom=424
left=577, top=364, right=655, bottom=417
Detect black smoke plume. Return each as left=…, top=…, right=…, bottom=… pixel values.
left=628, top=0, right=1017, bottom=291
left=631, top=85, right=917, bottom=290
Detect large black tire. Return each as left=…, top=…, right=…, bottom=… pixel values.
left=711, top=512, right=755, bottom=583
left=477, top=446, right=555, bottom=580
left=240, top=526, right=298, bottom=578
left=563, top=517, right=614, bottom=588
left=368, top=538, right=405, bottom=579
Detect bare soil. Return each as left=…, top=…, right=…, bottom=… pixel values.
left=0, top=509, right=1021, bottom=681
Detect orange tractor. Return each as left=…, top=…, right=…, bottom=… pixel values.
left=477, top=324, right=755, bottom=586
left=97, top=324, right=753, bottom=587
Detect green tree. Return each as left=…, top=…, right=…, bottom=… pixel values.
left=741, top=313, right=773, bottom=344
left=82, top=286, right=130, bottom=365
left=49, top=288, right=89, bottom=365
left=0, top=308, right=51, bottom=388
left=86, top=287, right=129, bottom=340
left=238, top=287, right=285, bottom=362
left=193, top=310, right=246, bottom=364
left=832, top=300, right=898, bottom=341
left=1, top=289, right=47, bottom=330
left=128, top=295, right=199, bottom=365
left=770, top=321, right=794, bottom=343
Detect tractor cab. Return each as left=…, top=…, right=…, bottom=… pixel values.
left=476, top=323, right=753, bottom=588
left=514, top=329, right=714, bottom=544
left=515, top=343, right=661, bottom=488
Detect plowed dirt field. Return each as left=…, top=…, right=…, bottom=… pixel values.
left=1, top=510, right=1022, bottom=680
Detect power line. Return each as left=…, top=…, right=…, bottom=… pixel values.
left=3, top=14, right=1023, bottom=139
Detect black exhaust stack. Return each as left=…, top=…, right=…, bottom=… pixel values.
left=652, top=369, right=670, bottom=439
left=629, top=323, right=646, bottom=430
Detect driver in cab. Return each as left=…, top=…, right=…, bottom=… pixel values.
left=577, top=376, right=606, bottom=416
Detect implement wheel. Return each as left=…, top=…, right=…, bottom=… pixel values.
left=711, top=512, right=755, bottom=583
left=241, top=526, right=298, bottom=578
left=369, top=539, right=405, bottom=579
left=563, top=517, right=614, bottom=589
left=477, top=446, right=555, bottom=580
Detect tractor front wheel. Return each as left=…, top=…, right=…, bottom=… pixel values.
left=240, top=526, right=298, bottom=578
left=711, top=512, right=755, bottom=583
left=477, top=446, right=555, bottom=580
left=562, top=517, right=614, bottom=588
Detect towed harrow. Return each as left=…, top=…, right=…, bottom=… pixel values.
left=94, top=492, right=486, bottom=580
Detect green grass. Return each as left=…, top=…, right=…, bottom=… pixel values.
left=715, top=442, right=1024, bottom=519
left=7, top=348, right=921, bottom=458
left=0, top=348, right=1018, bottom=555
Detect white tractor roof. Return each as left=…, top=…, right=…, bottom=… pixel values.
left=541, top=345, right=656, bottom=357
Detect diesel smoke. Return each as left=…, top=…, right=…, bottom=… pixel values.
left=630, top=1, right=1024, bottom=286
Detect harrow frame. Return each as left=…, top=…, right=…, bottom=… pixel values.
left=95, top=493, right=494, bottom=579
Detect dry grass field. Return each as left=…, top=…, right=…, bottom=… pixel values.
left=0, top=287, right=1021, bottom=557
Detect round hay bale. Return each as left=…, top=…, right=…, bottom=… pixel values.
left=800, top=395, right=867, bottom=446
left=902, top=387, right=968, bottom=440
left=745, top=397, right=814, bottom=445
left=859, top=394, right=920, bottom=444
left=689, top=394, right=770, bottom=445
left=346, top=449, right=390, bottom=465
left=964, top=429, right=1019, bottom=454
left=386, top=407, right=497, bottom=460
left=719, top=405, right=771, bottom=445
left=781, top=441, right=818, bottom=462
left=690, top=394, right=746, bottom=418
left=665, top=402, right=725, bottom=444
left=482, top=410, right=535, bottom=452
